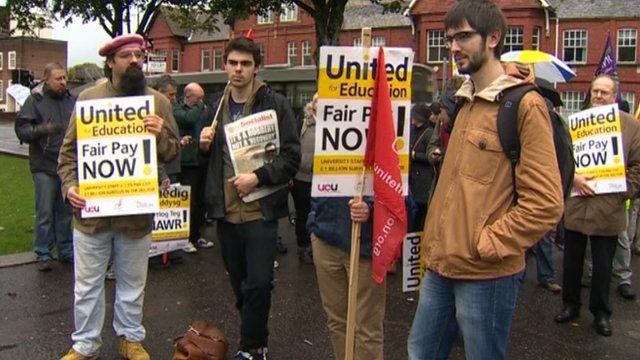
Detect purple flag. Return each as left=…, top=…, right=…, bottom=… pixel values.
left=595, top=33, right=617, bottom=77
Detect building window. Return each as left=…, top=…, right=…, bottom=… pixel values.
left=0, top=80, right=3, bottom=101
left=622, top=92, right=636, bottom=114
left=171, top=49, right=179, bottom=72
left=532, top=27, right=541, bottom=51
left=0, top=52, right=3, bottom=70
left=301, top=41, right=312, bottom=66
left=503, top=26, right=524, bottom=53
left=201, top=49, right=211, bottom=72
left=560, top=91, right=586, bottom=118
left=286, top=88, right=296, bottom=107
left=8, top=51, right=16, bottom=70
left=353, top=38, right=362, bottom=47
left=257, top=11, right=273, bottom=24
left=288, top=41, right=297, bottom=66
left=280, top=4, right=298, bottom=22
left=213, top=48, right=223, bottom=70
left=256, top=43, right=265, bottom=63
left=617, top=28, right=637, bottom=64
left=427, top=29, right=446, bottom=63
left=372, top=37, right=386, bottom=47
left=563, top=30, right=588, bottom=64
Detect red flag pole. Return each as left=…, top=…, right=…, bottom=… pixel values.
left=344, top=27, right=371, bottom=360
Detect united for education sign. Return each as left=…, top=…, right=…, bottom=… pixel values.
left=312, top=46, right=413, bottom=197
left=569, top=104, right=626, bottom=196
left=76, top=95, right=159, bottom=218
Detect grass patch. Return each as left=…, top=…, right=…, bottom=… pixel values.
left=0, top=155, right=34, bottom=255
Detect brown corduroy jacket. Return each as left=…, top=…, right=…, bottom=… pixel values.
left=423, top=68, right=563, bottom=280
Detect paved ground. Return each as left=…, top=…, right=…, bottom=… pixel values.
left=2, top=119, right=640, bottom=359
left=0, top=121, right=28, bottom=157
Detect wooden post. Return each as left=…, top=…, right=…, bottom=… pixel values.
left=344, top=27, right=371, bottom=360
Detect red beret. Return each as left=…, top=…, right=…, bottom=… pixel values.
left=99, top=34, right=146, bottom=57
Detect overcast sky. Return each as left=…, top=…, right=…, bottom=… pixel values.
left=51, top=18, right=111, bottom=66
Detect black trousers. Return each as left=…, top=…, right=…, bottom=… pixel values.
left=562, top=229, right=618, bottom=316
left=218, top=219, right=277, bottom=350
left=178, top=166, right=205, bottom=243
left=290, top=179, right=312, bottom=248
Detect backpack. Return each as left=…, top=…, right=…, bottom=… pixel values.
left=449, top=84, right=575, bottom=202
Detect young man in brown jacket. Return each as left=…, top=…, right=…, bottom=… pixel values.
left=555, top=74, right=640, bottom=336
left=57, top=34, right=179, bottom=360
left=407, top=1, right=563, bottom=359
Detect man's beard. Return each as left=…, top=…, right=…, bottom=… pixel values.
left=120, top=65, right=146, bottom=96
left=44, top=85, right=65, bottom=99
left=457, top=48, right=487, bottom=75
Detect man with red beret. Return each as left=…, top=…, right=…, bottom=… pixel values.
left=57, top=33, right=180, bottom=360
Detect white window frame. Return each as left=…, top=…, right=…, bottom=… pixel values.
left=372, top=37, right=386, bottom=47
left=0, top=80, right=3, bottom=101
left=171, top=49, right=180, bottom=72
left=201, top=49, right=211, bottom=72
left=563, top=29, right=588, bottom=64
left=8, top=51, right=16, bottom=70
left=287, top=41, right=297, bottom=66
left=532, top=27, right=541, bottom=51
left=622, top=92, right=636, bottom=114
left=280, top=4, right=298, bottom=22
left=0, top=52, right=3, bottom=70
left=301, top=40, right=312, bottom=66
left=353, top=38, right=362, bottom=47
left=257, top=11, right=274, bottom=24
left=213, top=48, right=223, bottom=70
left=427, top=29, right=446, bottom=63
left=560, top=91, right=586, bottom=118
left=617, top=28, right=637, bottom=64
left=503, top=26, right=524, bottom=53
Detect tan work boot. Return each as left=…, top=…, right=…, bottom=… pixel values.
left=118, top=338, right=150, bottom=360
left=59, top=348, right=98, bottom=360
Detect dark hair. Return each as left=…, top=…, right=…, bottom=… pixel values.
left=43, top=62, right=65, bottom=79
left=154, top=74, right=178, bottom=92
left=103, top=56, right=114, bottom=81
left=444, top=0, right=507, bottom=58
left=223, top=37, right=262, bottom=67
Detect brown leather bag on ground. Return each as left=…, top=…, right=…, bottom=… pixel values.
left=172, top=320, right=228, bottom=360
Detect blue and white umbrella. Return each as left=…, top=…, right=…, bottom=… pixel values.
left=501, top=50, right=576, bottom=83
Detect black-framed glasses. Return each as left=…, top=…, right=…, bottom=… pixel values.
left=444, top=31, right=479, bottom=48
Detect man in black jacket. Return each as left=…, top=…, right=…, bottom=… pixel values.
left=15, top=62, right=76, bottom=271
left=199, top=37, right=300, bottom=360
left=409, top=102, right=436, bottom=231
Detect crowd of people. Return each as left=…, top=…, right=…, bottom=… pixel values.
left=11, top=0, right=640, bottom=359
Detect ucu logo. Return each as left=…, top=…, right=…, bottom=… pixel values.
left=84, top=205, right=100, bottom=213
left=317, top=183, right=338, bottom=192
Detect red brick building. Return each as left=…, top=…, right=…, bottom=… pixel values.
left=0, top=36, right=67, bottom=111
left=408, top=0, right=640, bottom=116
left=146, top=0, right=640, bottom=116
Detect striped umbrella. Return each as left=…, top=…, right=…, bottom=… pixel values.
left=501, top=50, right=576, bottom=83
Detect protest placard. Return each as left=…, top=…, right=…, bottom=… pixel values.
left=402, top=232, right=425, bottom=292
left=150, top=185, right=190, bottom=257
left=224, top=109, right=286, bottom=202
left=312, top=46, right=413, bottom=197
left=568, top=103, right=626, bottom=196
left=75, top=95, right=159, bottom=217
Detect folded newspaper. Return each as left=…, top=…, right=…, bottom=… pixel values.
left=224, top=109, right=286, bottom=203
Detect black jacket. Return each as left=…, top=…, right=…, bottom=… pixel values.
left=409, top=123, right=435, bottom=204
left=15, top=84, right=76, bottom=175
left=201, top=85, right=300, bottom=221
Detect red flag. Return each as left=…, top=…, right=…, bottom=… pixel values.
left=364, top=47, right=407, bottom=284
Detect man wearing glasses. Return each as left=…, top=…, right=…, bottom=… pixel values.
left=199, top=36, right=300, bottom=360
left=58, top=34, right=179, bottom=360
left=407, top=1, right=563, bottom=359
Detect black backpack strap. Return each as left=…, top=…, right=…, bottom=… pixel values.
left=446, top=99, right=465, bottom=134
left=497, top=84, right=538, bottom=204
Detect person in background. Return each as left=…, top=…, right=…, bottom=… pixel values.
left=291, top=94, right=318, bottom=264
left=15, top=62, right=76, bottom=271
left=408, top=102, right=436, bottom=232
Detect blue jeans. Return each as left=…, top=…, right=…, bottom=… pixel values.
left=407, top=270, right=521, bottom=360
left=526, top=234, right=556, bottom=285
left=71, top=229, right=151, bottom=356
left=32, top=172, right=73, bottom=261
